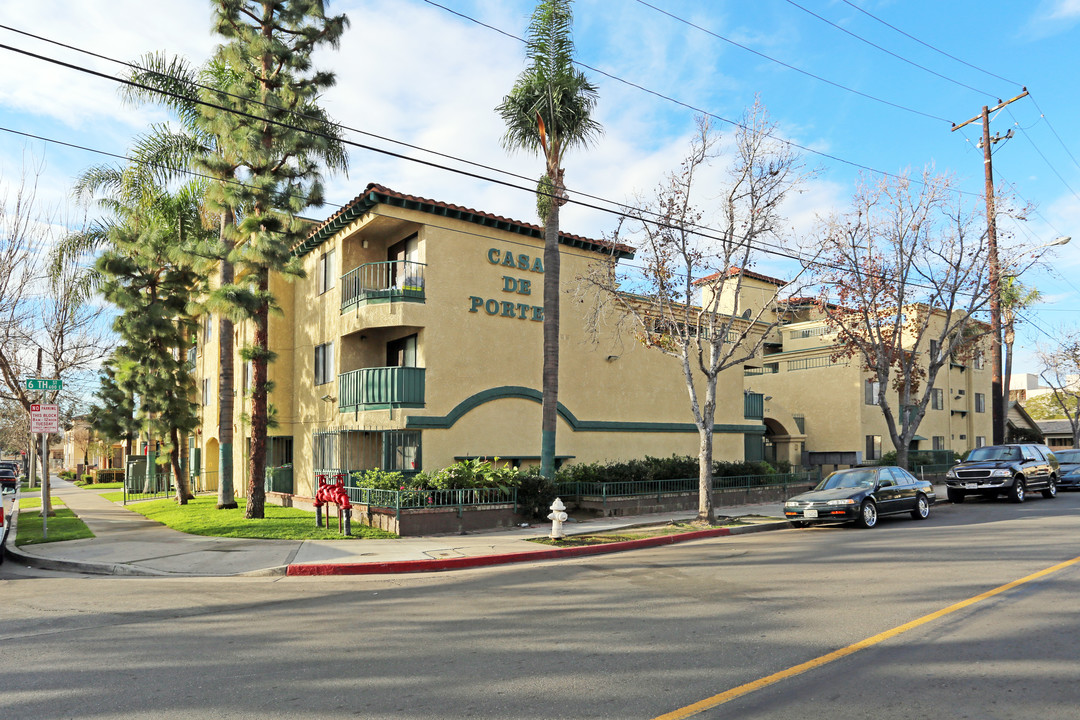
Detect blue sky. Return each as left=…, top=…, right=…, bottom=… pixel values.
left=1, top=0, right=1079, bottom=376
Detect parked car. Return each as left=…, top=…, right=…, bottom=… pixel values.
left=784, top=466, right=936, bottom=529
left=0, top=466, right=17, bottom=494
left=944, top=443, right=1059, bottom=503
left=1052, top=449, right=1080, bottom=489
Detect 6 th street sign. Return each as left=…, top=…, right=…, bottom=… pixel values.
left=26, top=378, right=62, bottom=392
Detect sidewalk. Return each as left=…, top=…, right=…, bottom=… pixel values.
left=2, top=477, right=790, bottom=577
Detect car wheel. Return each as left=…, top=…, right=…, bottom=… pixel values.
left=1009, top=477, right=1026, bottom=503
left=1042, top=477, right=1058, bottom=499
left=910, top=493, right=930, bottom=520
left=947, top=487, right=965, bottom=504
left=789, top=520, right=808, bottom=528
left=856, top=500, right=878, bottom=528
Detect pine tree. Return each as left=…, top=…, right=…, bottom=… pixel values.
left=205, top=0, right=348, bottom=518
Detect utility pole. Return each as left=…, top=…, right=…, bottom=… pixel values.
left=952, top=88, right=1029, bottom=445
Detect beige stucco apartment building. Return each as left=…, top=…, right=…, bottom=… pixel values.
left=746, top=301, right=993, bottom=471
left=188, top=184, right=770, bottom=501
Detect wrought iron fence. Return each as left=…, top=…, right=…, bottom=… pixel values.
left=123, top=469, right=174, bottom=503
left=341, top=475, right=517, bottom=520
left=556, top=471, right=820, bottom=501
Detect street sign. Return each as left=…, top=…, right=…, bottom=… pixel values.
left=26, top=378, right=62, bottom=392
left=30, top=403, right=59, bottom=433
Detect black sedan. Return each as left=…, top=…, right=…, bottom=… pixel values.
left=1055, top=449, right=1080, bottom=489
left=0, top=467, right=17, bottom=494
left=784, top=466, right=936, bottom=528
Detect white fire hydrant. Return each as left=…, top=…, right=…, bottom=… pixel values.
left=548, top=497, right=568, bottom=539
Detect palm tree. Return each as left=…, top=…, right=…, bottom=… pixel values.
left=497, top=0, right=601, bottom=478
left=1000, top=276, right=1041, bottom=409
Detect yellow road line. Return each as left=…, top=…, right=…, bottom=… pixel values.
left=652, top=554, right=1080, bottom=720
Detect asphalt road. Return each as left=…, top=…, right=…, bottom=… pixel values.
left=2, top=491, right=1078, bottom=719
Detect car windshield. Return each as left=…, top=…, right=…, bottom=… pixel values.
left=818, top=469, right=877, bottom=490
left=1054, top=449, right=1080, bottom=463
left=965, top=446, right=1021, bottom=462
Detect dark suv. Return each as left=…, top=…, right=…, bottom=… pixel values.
left=944, top=444, right=1059, bottom=503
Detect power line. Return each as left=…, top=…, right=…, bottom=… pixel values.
left=1027, top=90, right=1080, bottom=176
left=0, top=24, right=993, bottom=271
left=632, top=0, right=951, bottom=123
left=838, top=0, right=1022, bottom=87
left=3, top=123, right=992, bottom=305
left=1005, top=107, right=1080, bottom=204
left=780, top=0, right=1000, bottom=98
left=417, top=0, right=986, bottom=199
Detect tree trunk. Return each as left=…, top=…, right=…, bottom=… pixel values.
left=170, top=426, right=191, bottom=504
left=217, top=209, right=238, bottom=509
left=697, top=425, right=714, bottom=523
left=245, top=267, right=269, bottom=519
left=539, top=200, right=561, bottom=479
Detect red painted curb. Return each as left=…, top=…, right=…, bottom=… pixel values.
left=286, top=525, right=735, bottom=576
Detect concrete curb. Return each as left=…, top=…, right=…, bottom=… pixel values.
left=286, top=520, right=790, bottom=576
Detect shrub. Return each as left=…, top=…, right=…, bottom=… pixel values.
left=94, top=468, right=124, bottom=483
left=516, top=468, right=559, bottom=519
left=58, top=470, right=75, bottom=480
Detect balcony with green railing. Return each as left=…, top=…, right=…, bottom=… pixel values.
left=339, top=366, right=426, bottom=412
left=341, top=260, right=426, bottom=311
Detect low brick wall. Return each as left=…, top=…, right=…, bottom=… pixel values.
left=266, top=492, right=519, bottom=536
left=355, top=503, right=520, bottom=536
left=566, top=483, right=815, bottom=518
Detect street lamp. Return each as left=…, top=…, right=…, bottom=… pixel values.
left=990, top=235, right=1071, bottom=444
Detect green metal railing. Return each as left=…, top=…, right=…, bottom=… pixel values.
left=265, top=465, right=294, bottom=494
left=341, top=260, right=426, bottom=311
left=342, top=477, right=517, bottom=524
left=556, top=471, right=819, bottom=502
left=339, top=366, right=425, bottom=412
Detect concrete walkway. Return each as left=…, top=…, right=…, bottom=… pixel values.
left=2, top=477, right=791, bottom=577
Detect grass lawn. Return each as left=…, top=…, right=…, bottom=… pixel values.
left=75, top=481, right=124, bottom=489
left=16, top=508, right=95, bottom=545
left=16, top=496, right=65, bottom=510
left=120, top=495, right=397, bottom=540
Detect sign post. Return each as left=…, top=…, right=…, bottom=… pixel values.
left=27, top=379, right=61, bottom=539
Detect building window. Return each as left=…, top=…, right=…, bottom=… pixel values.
left=202, top=377, right=211, bottom=406
left=865, top=435, right=882, bottom=461
left=313, top=432, right=338, bottom=471
left=975, top=393, right=985, bottom=413
left=932, top=388, right=944, bottom=410
left=933, top=436, right=945, bottom=451
left=864, top=379, right=880, bottom=405
left=203, top=314, right=213, bottom=343
left=929, top=339, right=940, bottom=362
left=973, top=349, right=984, bottom=370
left=975, top=436, right=986, bottom=448
left=314, top=342, right=334, bottom=386
left=318, top=249, right=335, bottom=296
left=386, top=430, right=421, bottom=473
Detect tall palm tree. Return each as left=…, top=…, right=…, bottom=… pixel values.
left=497, top=0, right=601, bottom=478
left=1000, top=276, right=1041, bottom=410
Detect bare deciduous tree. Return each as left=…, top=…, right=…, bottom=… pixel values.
left=582, top=105, right=809, bottom=523
left=0, top=162, right=110, bottom=506
left=809, top=170, right=993, bottom=468
left=1038, top=333, right=1080, bottom=448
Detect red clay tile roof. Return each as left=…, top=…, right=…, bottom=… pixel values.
left=294, top=182, right=635, bottom=259
left=694, top=266, right=789, bottom=287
